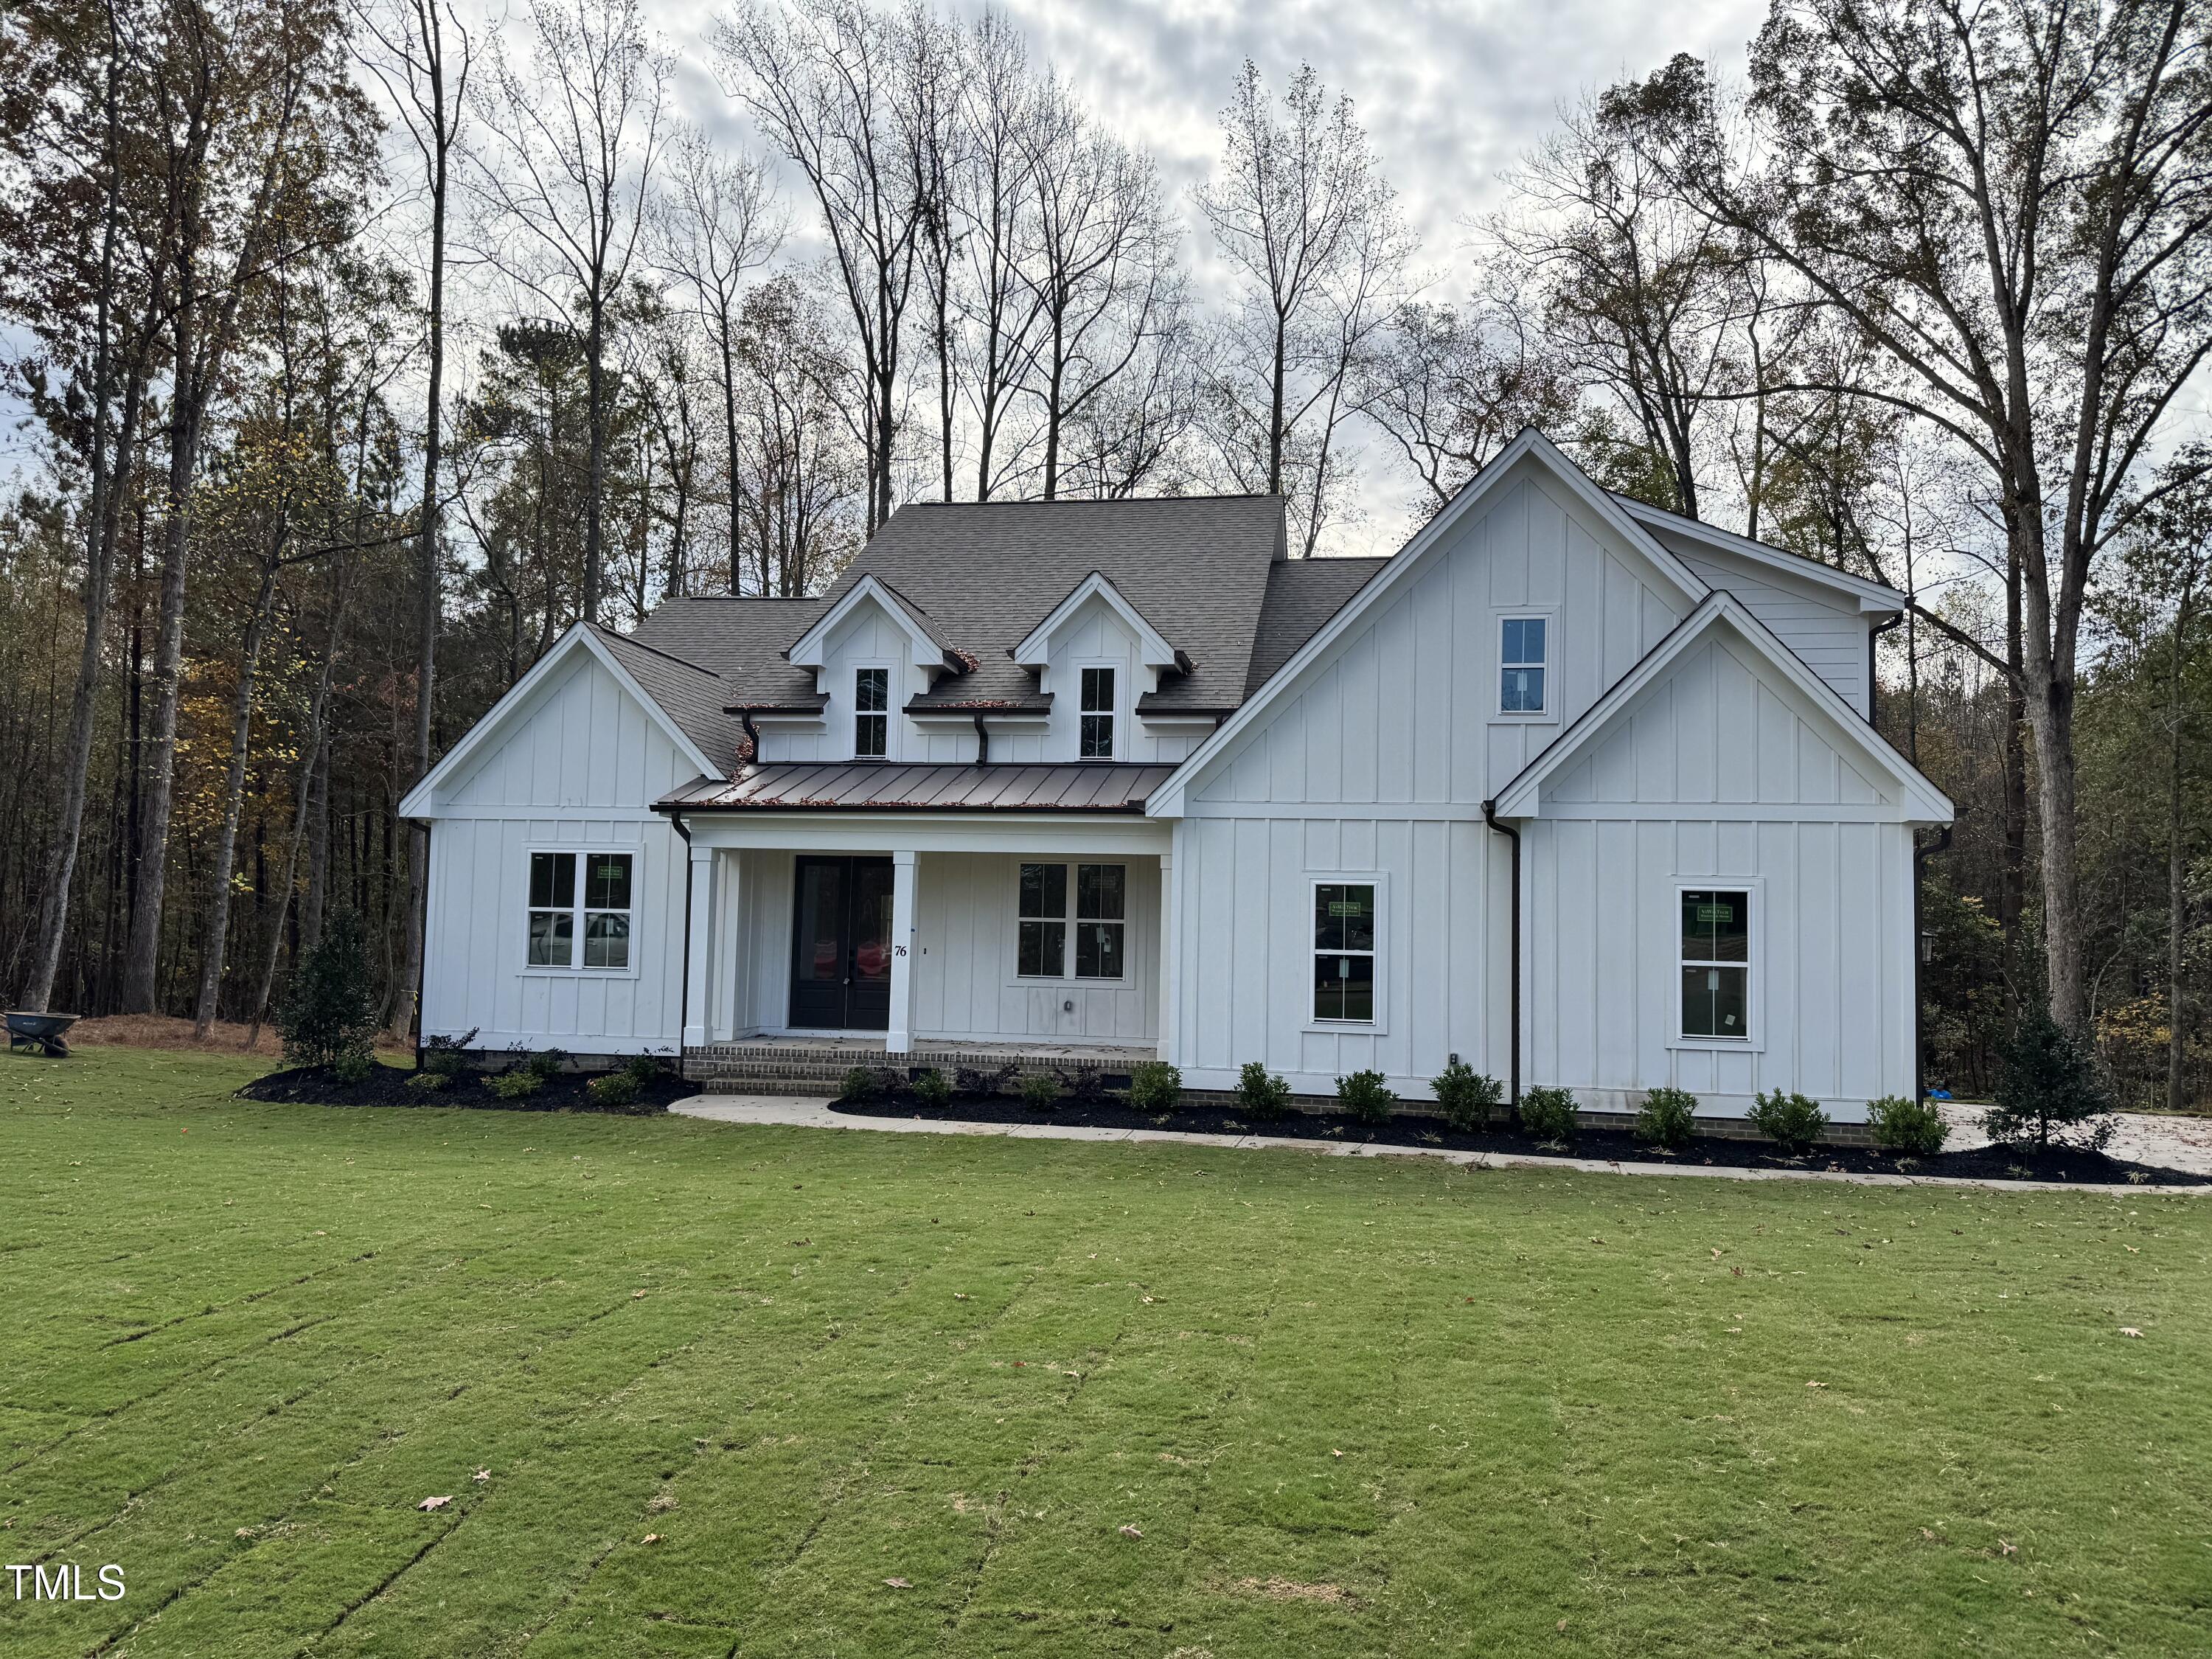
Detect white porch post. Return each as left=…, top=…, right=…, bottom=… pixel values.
left=684, top=841, right=715, bottom=1049
left=1157, top=847, right=1178, bottom=1062
left=887, top=848, right=917, bottom=1054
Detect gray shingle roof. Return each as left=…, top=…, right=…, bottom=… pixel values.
left=1243, top=557, right=1391, bottom=695
left=661, top=762, right=1176, bottom=813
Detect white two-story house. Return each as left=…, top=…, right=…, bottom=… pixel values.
left=399, top=430, right=1952, bottom=1121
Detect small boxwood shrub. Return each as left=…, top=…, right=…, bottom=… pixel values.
left=489, top=1069, right=543, bottom=1101
left=421, top=1029, right=477, bottom=1079
left=1236, top=1060, right=1293, bottom=1121
left=331, top=1050, right=376, bottom=1086
left=1634, top=1085, right=1698, bottom=1150
left=838, top=1065, right=898, bottom=1103
left=1520, top=1085, right=1579, bottom=1144
left=1867, top=1093, right=1949, bottom=1156
left=1128, top=1061, right=1181, bottom=1112
left=1747, top=1088, right=1829, bottom=1155
left=912, top=1067, right=953, bottom=1108
left=406, top=1070, right=450, bottom=1093
left=1430, top=1060, right=1503, bottom=1130
left=520, top=1048, right=568, bottom=1083
left=1018, top=1070, right=1061, bottom=1110
left=587, top=1071, right=641, bottom=1109
left=1336, top=1068, right=1397, bottom=1125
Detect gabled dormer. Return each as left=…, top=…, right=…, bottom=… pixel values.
left=1009, top=572, right=1191, bottom=762
left=776, top=574, right=972, bottom=761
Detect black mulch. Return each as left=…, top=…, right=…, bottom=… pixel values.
left=830, top=1091, right=2211, bottom=1186
left=237, top=1062, right=684, bottom=1115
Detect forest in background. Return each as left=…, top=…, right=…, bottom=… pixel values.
left=1, top=0, right=2208, bottom=1109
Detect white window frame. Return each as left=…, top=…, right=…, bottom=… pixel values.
left=1667, top=877, right=1764, bottom=1052
left=852, top=662, right=893, bottom=759
left=1493, top=611, right=1557, bottom=722
left=1010, top=860, right=1131, bottom=985
left=1304, top=873, right=1388, bottom=1033
left=1076, top=662, right=1119, bottom=760
left=523, top=847, right=641, bottom=979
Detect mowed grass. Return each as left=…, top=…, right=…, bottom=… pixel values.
left=2, top=1054, right=2208, bottom=1658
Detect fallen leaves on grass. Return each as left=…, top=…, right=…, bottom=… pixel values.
left=417, top=1495, right=451, bottom=1511
left=472, top=1468, right=491, bottom=1483
left=2119, top=1326, right=2143, bottom=1338
left=641, top=1532, right=663, bottom=1545
left=1227, top=1576, right=1355, bottom=1607
left=883, top=1576, right=911, bottom=1589
left=1119, top=1524, right=1144, bottom=1539
left=1806, top=1381, right=1827, bottom=1389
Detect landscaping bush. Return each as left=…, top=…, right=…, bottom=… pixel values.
left=956, top=1063, right=1018, bottom=1096
left=1336, top=1068, right=1397, bottom=1125
left=587, top=1071, right=640, bottom=1109
left=1127, top=1060, right=1182, bottom=1113
left=276, top=909, right=379, bottom=1071
left=420, top=1029, right=478, bottom=1079
left=1983, top=1008, right=2114, bottom=1151
left=406, top=1071, right=450, bottom=1093
left=1062, top=1067, right=1111, bottom=1106
left=521, top=1048, right=568, bottom=1083
left=331, top=1050, right=376, bottom=1086
left=1430, top=1059, right=1503, bottom=1130
left=1235, top=1060, right=1293, bottom=1121
left=620, top=1054, right=668, bottom=1088
left=1018, top=1071, right=1061, bottom=1110
left=1747, top=1088, right=1828, bottom=1155
left=488, top=1070, right=543, bottom=1101
left=1867, top=1093, right=1949, bottom=1156
left=1519, top=1085, right=1579, bottom=1144
left=912, top=1067, right=953, bottom=1108
left=838, top=1065, right=899, bottom=1103
left=1634, top=1085, right=1698, bottom=1150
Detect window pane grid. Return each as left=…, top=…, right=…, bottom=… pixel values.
left=526, top=852, right=632, bottom=971
left=1079, top=667, right=1115, bottom=758
left=855, top=667, right=888, bottom=758
left=1312, top=883, right=1377, bottom=1023
left=1679, top=888, right=1749, bottom=1039
left=1500, top=616, right=1548, bottom=713
left=1018, top=862, right=1124, bottom=979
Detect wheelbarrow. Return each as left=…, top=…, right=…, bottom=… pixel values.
left=7, top=1011, right=81, bottom=1057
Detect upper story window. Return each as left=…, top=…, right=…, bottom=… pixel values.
left=527, top=851, right=632, bottom=971
left=1079, top=667, right=1116, bottom=758
left=1500, top=617, right=1548, bottom=713
left=854, top=667, right=888, bottom=758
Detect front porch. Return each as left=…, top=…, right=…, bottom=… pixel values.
left=674, top=809, right=1176, bottom=1065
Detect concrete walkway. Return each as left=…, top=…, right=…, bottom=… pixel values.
left=672, top=1095, right=2210, bottom=1196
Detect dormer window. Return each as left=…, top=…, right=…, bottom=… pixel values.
left=1080, top=667, right=1116, bottom=758
left=855, top=667, right=888, bottom=757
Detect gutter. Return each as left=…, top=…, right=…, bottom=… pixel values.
left=1481, top=799, right=1521, bottom=1110
left=1867, top=613, right=1904, bottom=725
left=1912, top=820, right=1953, bottom=1102
left=973, top=711, right=990, bottom=765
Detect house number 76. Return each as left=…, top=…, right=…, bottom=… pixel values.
left=893, top=945, right=908, bottom=956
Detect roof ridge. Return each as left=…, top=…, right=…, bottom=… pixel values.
left=590, top=621, right=720, bottom=678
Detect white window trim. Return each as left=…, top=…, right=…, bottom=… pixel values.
left=852, top=661, right=894, bottom=760
left=1492, top=609, right=1559, bottom=723
left=1304, top=872, right=1388, bottom=1034
left=1074, top=660, right=1121, bottom=761
left=522, top=846, right=643, bottom=980
left=1009, top=859, right=1133, bottom=987
left=1666, top=876, right=1764, bottom=1052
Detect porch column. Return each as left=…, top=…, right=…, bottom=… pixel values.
left=887, top=848, right=917, bottom=1054
left=1157, top=848, right=1178, bottom=1062
left=684, top=841, right=716, bottom=1049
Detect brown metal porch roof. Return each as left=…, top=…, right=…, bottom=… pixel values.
left=658, top=762, right=1177, bottom=813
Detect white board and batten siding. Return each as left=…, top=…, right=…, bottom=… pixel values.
left=1523, top=630, right=1918, bottom=1119
left=420, top=650, right=692, bottom=1056
left=1171, top=462, right=1691, bottom=1099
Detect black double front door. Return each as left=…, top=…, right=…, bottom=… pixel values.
left=790, top=857, right=895, bottom=1031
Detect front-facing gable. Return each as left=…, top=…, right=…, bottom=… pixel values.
left=1491, top=593, right=1952, bottom=824
left=1150, top=431, right=1709, bottom=815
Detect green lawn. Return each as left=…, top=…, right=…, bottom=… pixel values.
left=2, top=1053, right=2207, bottom=1658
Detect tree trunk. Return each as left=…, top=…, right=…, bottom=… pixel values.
left=583, top=290, right=606, bottom=623
left=720, top=326, right=742, bottom=591
left=302, top=728, right=329, bottom=957
left=191, top=560, right=282, bottom=1037
left=2171, top=595, right=2193, bottom=1113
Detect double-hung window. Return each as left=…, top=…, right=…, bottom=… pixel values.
left=1500, top=617, right=1548, bottom=713
left=1312, top=882, right=1377, bottom=1023
left=854, top=667, right=888, bottom=758
left=1079, top=667, right=1116, bottom=758
left=1680, top=888, right=1750, bottom=1040
left=528, top=851, right=633, bottom=970
left=1017, top=861, right=1125, bottom=979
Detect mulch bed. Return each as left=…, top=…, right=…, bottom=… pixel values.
left=237, top=1062, right=684, bottom=1115
left=830, top=1091, right=2211, bottom=1186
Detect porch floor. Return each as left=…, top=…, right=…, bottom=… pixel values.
left=694, top=1034, right=1160, bottom=1062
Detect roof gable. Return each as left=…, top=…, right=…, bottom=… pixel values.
left=1489, top=591, right=1952, bottom=823
left=785, top=573, right=963, bottom=675
left=1612, top=494, right=1906, bottom=613
left=1012, top=571, right=1185, bottom=672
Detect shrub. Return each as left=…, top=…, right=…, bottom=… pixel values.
left=1062, top=1067, right=1111, bottom=1106
left=956, top=1063, right=1018, bottom=1096
left=912, top=1067, right=953, bottom=1108
left=276, top=909, right=379, bottom=1071
left=1018, top=1071, right=1061, bottom=1110
left=1430, top=1059, right=1503, bottom=1131
left=331, top=1050, right=376, bottom=1086
left=1519, top=1085, right=1579, bottom=1144
left=1336, top=1068, right=1397, bottom=1125
left=838, top=1065, right=897, bottom=1103
left=620, top=1054, right=668, bottom=1088
left=488, top=1069, right=543, bottom=1101
left=522, top=1048, right=568, bottom=1083
left=406, top=1070, right=449, bottom=1093
left=1983, top=1008, right=2114, bottom=1151
left=1867, top=1093, right=1949, bottom=1156
left=1235, top=1060, right=1293, bottom=1121
left=1634, top=1086, right=1698, bottom=1150
left=587, top=1071, right=640, bottom=1109
left=1127, top=1060, right=1182, bottom=1113
left=420, top=1029, right=478, bottom=1079
left=1747, top=1088, right=1829, bottom=1155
